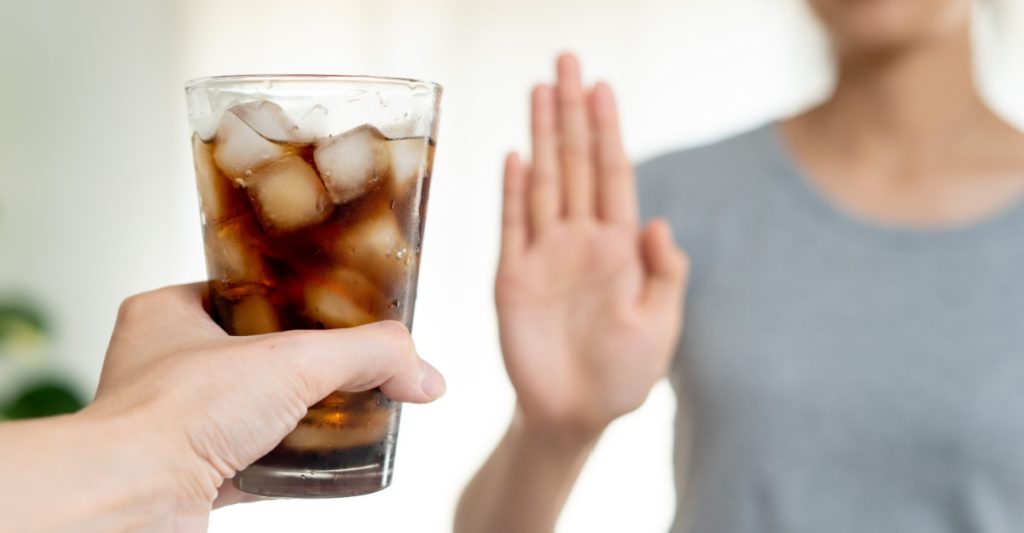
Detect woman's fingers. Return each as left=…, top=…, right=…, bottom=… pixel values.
left=640, top=219, right=690, bottom=312
left=500, top=152, right=528, bottom=256
left=528, top=56, right=629, bottom=233
left=556, top=53, right=595, bottom=219
left=530, top=85, right=561, bottom=236
left=590, top=82, right=638, bottom=228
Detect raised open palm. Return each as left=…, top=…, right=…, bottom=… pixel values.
left=496, top=55, right=689, bottom=433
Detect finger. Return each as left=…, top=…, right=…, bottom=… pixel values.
left=135, top=282, right=223, bottom=336
left=380, top=357, right=446, bottom=405
left=590, top=82, right=638, bottom=227
left=256, top=321, right=446, bottom=406
left=530, top=85, right=561, bottom=234
left=118, top=282, right=212, bottom=322
left=160, top=281, right=210, bottom=308
left=162, top=282, right=231, bottom=343
left=640, top=219, right=690, bottom=310
left=501, top=152, right=528, bottom=256
left=556, top=53, right=595, bottom=218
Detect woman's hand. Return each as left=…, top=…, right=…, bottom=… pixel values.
left=495, top=54, right=689, bottom=437
left=81, top=282, right=444, bottom=528
left=455, top=54, right=689, bottom=533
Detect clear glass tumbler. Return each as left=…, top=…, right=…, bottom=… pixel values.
left=185, top=75, right=441, bottom=498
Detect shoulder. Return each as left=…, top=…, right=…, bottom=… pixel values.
left=636, top=123, right=779, bottom=211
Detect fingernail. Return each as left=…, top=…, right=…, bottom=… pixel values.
left=420, top=361, right=447, bottom=398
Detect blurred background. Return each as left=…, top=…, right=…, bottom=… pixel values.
left=1, top=0, right=1022, bottom=531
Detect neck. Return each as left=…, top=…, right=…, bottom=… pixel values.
left=811, top=23, right=986, bottom=150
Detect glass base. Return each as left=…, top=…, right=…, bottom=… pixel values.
left=233, top=462, right=392, bottom=498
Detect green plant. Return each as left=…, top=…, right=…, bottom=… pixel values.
left=0, top=299, right=86, bottom=420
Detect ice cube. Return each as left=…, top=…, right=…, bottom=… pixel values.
left=332, top=210, right=413, bottom=287
left=204, top=216, right=269, bottom=284
left=283, top=406, right=393, bottom=451
left=192, top=134, right=247, bottom=224
left=313, top=124, right=389, bottom=205
left=212, top=110, right=293, bottom=182
left=387, top=137, right=429, bottom=196
left=246, top=155, right=333, bottom=234
left=303, top=269, right=382, bottom=328
left=230, top=293, right=281, bottom=335
left=292, top=103, right=329, bottom=142
left=229, top=100, right=314, bottom=144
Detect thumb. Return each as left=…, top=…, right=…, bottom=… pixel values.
left=255, top=321, right=446, bottom=406
left=640, top=219, right=690, bottom=311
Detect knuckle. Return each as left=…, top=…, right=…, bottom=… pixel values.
left=117, top=285, right=186, bottom=322
left=375, top=320, right=413, bottom=352
left=494, top=286, right=514, bottom=307
left=563, top=140, right=588, bottom=159
left=495, top=272, right=526, bottom=303
left=494, top=268, right=519, bottom=290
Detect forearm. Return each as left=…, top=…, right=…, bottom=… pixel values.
left=454, top=408, right=603, bottom=533
left=0, top=411, right=197, bottom=533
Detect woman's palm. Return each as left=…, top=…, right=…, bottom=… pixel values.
left=495, top=55, right=689, bottom=432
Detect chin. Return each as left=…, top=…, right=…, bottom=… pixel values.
left=807, top=0, right=971, bottom=55
left=834, top=24, right=928, bottom=55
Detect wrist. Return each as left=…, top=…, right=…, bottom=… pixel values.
left=0, top=410, right=198, bottom=533
left=77, top=404, right=213, bottom=527
left=74, top=409, right=184, bottom=526
left=510, top=404, right=606, bottom=452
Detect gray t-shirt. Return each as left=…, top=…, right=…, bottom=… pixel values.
left=637, top=124, right=1024, bottom=533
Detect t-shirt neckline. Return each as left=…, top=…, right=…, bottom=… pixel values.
left=757, top=121, right=1024, bottom=249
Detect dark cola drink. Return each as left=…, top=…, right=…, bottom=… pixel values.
left=186, top=76, right=441, bottom=498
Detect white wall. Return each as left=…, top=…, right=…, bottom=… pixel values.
left=2, top=0, right=1022, bottom=532
left=0, top=0, right=192, bottom=397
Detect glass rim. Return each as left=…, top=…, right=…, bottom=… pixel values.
left=185, top=74, right=443, bottom=92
